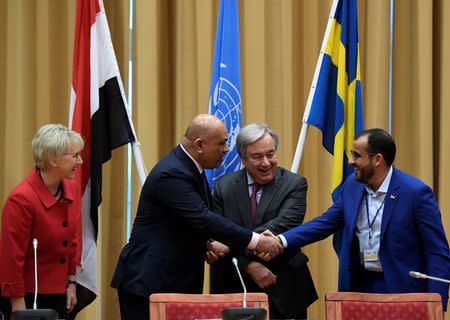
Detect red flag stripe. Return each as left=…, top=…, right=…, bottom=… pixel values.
left=71, top=0, right=100, bottom=199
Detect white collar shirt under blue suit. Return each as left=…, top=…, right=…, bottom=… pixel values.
left=356, top=166, right=393, bottom=272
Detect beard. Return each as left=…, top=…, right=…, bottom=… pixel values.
left=355, top=164, right=375, bottom=184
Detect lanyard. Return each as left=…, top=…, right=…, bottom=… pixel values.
left=365, top=193, right=385, bottom=245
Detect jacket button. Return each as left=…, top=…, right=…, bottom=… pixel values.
left=63, top=240, right=68, bottom=246
left=62, top=221, right=68, bottom=227
left=60, top=258, right=66, bottom=264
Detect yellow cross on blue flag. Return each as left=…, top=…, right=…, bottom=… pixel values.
left=306, top=0, right=363, bottom=201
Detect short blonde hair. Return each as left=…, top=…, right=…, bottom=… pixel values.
left=32, top=124, right=84, bottom=169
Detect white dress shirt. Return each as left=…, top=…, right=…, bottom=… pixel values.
left=246, top=172, right=264, bottom=202
left=356, top=166, right=393, bottom=271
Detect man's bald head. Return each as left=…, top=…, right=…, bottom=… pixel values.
left=181, top=114, right=229, bottom=170
left=184, top=114, right=226, bottom=142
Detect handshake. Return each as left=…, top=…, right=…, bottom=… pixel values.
left=206, top=230, right=283, bottom=264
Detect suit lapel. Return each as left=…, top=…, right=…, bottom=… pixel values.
left=380, top=167, right=400, bottom=241
left=255, top=168, right=281, bottom=226
left=232, top=170, right=253, bottom=228
left=347, top=183, right=366, bottom=240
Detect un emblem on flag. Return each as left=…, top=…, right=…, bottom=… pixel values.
left=209, top=77, right=242, bottom=183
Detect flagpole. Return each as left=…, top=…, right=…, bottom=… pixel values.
left=290, top=0, right=340, bottom=173
left=126, top=0, right=134, bottom=242
left=131, top=141, right=147, bottom=186
left=124, top=94, right=147, bottom=186
left=123, top=0, right=146, bottom=188
left=388, top=0, right=394, bottom=134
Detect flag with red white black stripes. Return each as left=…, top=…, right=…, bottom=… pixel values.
left=68, top=0, right=136, bottom=314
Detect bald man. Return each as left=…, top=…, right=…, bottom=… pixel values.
left=111, top=114, right=282, bottom=320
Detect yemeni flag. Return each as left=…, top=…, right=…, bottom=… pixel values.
left=68, top=0, right=137, bottom=314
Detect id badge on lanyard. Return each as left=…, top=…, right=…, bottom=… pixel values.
left=364, top=249, right=378, bottom=262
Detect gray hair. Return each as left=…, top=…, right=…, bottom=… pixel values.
left=236, top=123, right=279, bottom=158
left=32, top=124, right=84, bottom=169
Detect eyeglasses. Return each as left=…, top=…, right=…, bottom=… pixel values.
left=247, top=152, right=276, bottom=162
left=350, top=150, right=376, bottom=160
left=64, top=151, right=82, bottom=160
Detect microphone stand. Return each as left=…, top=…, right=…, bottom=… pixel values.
left=221, top=258, right=267, bottom=320
left=409, top=271, right=450, bottom=284
left=10, top=239, right=58, bottom=320
left=33, top=239, right=38, bottom=310
left=232, top=258, right=247, bottom=308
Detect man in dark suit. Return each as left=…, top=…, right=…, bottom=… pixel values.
left=276, top=128, right=450, bottom=310
left=111, top=114, right=282, bottom=320
left=209, top=123, right=318, bottom=320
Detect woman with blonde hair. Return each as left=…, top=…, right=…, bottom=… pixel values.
left=0, top=124, right=84, bottom=319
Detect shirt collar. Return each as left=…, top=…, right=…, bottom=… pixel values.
left=365, top=165, right=393, bottom=196
left=27, top=167, right=74, bottom=208
left=246, top=170, right=255, bottom=186
left=180, top=143, right=203, bottom=174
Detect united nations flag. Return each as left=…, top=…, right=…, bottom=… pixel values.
left=206, top=0, right=242, bottom=190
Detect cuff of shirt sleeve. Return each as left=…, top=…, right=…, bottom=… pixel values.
left=278, top=234, right=288, bottom=248
left=247, top=232, right=259, bottom=250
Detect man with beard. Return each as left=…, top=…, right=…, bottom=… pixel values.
left=273, top=128, right=450, bottom=310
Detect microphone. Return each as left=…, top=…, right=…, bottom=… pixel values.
left=221, top=258, right=267, bottom=320
left=33, top=239, right=38, bottom=310
left=232, top=257, right=247, bottom=308
left=409, top=271, right=450, bottom=284
left=10, top=239, right=58, bottom=320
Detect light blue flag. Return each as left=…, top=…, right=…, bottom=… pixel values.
left=205, top=0, right=242, bottom=190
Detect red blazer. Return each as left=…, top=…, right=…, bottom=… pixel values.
left=0, top=167, right=81, bottom=297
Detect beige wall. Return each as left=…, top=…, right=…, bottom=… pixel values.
left=0, top=0, right=449, bottom=319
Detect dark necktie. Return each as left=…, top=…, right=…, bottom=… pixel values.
left=250, top=183, right=261, bottom=227
left=201, top=171, right=211, bottom=209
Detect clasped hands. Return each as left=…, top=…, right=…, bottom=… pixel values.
left=205, top=230, right=283, bottom=264
left=206, top=239, right=231, bottom=264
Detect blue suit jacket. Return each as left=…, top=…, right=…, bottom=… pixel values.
left=111, top=145, right=252, bottom=298
left=282, top=167, right=450, bottom=309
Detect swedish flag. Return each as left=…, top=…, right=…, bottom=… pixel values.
left=306, top=0, right=363, bottom=201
